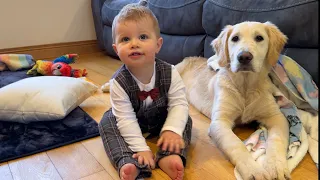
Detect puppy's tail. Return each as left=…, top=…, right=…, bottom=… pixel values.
left=175, top=57, right=197, bottom=75
left=101, top=82, right=110, bottom=93
left=175, top=56, right=207, bottom=75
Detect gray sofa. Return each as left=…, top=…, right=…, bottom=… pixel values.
left=91, top=0, right=318, bottom=84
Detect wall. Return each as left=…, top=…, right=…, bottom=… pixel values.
left=0, top=0, right=97, bottom=49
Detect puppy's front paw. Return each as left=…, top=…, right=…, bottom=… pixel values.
left=262, top=156, right=290, bottom=180
left=236, top=159, right=271, bottom=180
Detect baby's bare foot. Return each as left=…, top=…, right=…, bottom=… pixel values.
left=120, top=163, right=139, bottom=180
left=158, top=155, right=184, bottom=180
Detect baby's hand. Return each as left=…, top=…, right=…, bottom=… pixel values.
left=157, top=130, right=185, bottom=154
left=132, top=151, right=155, bottom=169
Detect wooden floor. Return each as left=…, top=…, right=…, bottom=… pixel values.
left=0, top=52, right=318, bottom=180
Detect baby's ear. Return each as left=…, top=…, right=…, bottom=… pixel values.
left=112, top=44, right=118, bottom=54
left=264, top=21, right=287, bottom=66
left=211, top=25, right=233, bottom=67
left=156, top=37, right=163, bottom=53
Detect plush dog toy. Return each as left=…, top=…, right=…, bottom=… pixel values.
left=27, top=54, right=87, bottom=78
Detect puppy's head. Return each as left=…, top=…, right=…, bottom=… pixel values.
left=211, top=21, right=287, bottom=73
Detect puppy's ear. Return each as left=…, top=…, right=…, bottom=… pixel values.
left=211, top=25, right=233, bottom=67
left=264, top=21, right=287, bottom=66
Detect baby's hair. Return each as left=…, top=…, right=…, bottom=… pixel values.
left=112, top=2, right=161, bottom=43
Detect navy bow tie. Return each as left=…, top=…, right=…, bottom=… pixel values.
left=137, top=88, right=159, bottom=101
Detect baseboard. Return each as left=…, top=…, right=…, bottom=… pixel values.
left=0, top=40, right=103, bottom=60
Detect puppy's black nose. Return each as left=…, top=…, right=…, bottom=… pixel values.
left=237, top=51, right=253, bottom=64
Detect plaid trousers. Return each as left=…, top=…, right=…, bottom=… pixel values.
left=98, top=109, right=192, bottom=179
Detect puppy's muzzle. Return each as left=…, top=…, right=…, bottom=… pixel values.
left=237, top=51, right=254, bottom=71
left=237, top=51, right=253, bottom=64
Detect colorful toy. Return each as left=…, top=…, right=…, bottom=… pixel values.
left=0, top=54, right=35, bottom=71
left=27, top=54, right=87, bottom=78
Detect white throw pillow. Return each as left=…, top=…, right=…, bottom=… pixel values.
left=0, top=76, right=98, bottom=123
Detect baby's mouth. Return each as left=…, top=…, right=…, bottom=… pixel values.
left=129, top=52, right=144, bottom=56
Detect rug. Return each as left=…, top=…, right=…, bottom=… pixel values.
left=0, top=70, right=100, bottom=163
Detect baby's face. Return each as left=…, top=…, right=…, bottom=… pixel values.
left=112, top=18, right=163, bottom=69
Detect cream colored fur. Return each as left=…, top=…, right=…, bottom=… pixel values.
left=176, top=21, right=291, bottom=180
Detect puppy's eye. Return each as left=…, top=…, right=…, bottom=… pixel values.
left=231, top=36, right=239, bottom=42
left=255, top=35, right=264, bottom=42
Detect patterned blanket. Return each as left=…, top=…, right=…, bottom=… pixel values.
left=270, top=55, right=318, bottom=160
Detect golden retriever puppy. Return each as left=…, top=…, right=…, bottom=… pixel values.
left=176, top=21, right=290, bottom=180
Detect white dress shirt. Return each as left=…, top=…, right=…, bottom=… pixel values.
left=109, top=62, right=189, bottom=152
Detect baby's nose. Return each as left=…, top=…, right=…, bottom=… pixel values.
left=130, top=39, right=139, bottom=49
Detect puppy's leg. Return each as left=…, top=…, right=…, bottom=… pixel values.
left=259, top=114, right=290, bottom=180
left=209, top=119, right=271, bottom=180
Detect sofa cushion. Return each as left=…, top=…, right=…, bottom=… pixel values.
left=203, top=0, right=318, bottom=48
left=101, top=0, right=139, bottom=26
left=148, top=0, right=206, bottom=35
left=203, top=35, right=214, bottom=59
left=157, top=34, right=206, bottom=65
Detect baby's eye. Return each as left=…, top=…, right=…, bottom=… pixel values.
left=139, top=34, right=148, bottom=40
left=121, top=37, right=130, bottom=42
